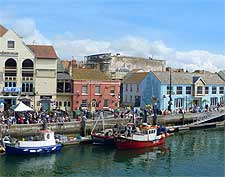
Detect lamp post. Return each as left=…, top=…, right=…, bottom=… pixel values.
left=168, top=68, right=172, bottom=112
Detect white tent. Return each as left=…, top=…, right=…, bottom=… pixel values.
left=14, top=102, right=34, bottom=112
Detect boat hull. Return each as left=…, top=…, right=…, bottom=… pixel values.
left=5, top=144, right=62, bottom=155
left=91, top=134, right=115, bottom=145
left=115, top=136, right=165, bottom=150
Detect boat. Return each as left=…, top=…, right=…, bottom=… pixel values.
left=91, top=111, right=115, bottom=145
left=115, top=123, right=169, bottom=150
left=55, top=134, right=92, bottom=146
left=4, top=130, right=62, bottom=155
left=91, top=128, right=115, bottom=145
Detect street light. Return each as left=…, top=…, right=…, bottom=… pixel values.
left=168, top=68, right=172, bottom=112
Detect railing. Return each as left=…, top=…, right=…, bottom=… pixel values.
left=191, top=110, right=225, bottom=125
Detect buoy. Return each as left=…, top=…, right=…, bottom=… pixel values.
left=0, top=146, right=5, bottom=153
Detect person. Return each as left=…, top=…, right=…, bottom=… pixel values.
left=100, top=110, right=104, bottom=119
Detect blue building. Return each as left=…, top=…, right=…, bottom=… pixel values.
left=140, top=71, right=225, bottom=112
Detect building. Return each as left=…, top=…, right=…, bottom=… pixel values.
left=72, top=68, right=120, bottom=111
left=56, top=60, right=73, bottom=111
left=0, top=24, right=58, bottom=111
left=140, top=71, right=225, bottom=111
left=85, top=53, right=166, bottom=80
left=122, top=72, right=148, bottom=107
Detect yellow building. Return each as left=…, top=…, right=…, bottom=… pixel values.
left=0, top=24, right=57, bottom=111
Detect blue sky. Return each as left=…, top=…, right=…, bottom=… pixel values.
left=0, top=0, right=224, bottom=71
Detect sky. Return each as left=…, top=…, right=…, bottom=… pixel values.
left=0, top=0, right=224, bottom=72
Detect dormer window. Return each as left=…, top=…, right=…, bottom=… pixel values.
left=8, top=40, right=15, bottom=49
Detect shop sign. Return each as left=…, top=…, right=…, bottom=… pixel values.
left=40, top=95, right=52, bottom=100
left=3, top=87, right=21, bottom=93
left=0, top=51, right=18, bottom=57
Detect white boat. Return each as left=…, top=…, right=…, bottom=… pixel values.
left=4, top=130, right=62, bottom=155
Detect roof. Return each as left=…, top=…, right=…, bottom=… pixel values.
left=73, top=68, right=111, bottom=81
left=123, top=72, right=148, bottom=84
left=0, top=25, right=8, bottom=37
left=152, top=71, right=225, bottom=85
left=27, top=45, right=58, bottom=59
left=218, top=71, right=225, bottom=82
left=57, top=72, right=73, bottom=80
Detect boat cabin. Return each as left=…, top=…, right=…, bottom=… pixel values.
left=40, top=130, right=55, bottom=141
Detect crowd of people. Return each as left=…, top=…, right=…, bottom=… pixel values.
left=0, top=109, right=71, bottom=127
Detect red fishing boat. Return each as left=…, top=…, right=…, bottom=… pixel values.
left=115, top=123, right=169, bottom=150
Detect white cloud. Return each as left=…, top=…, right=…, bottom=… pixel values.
left=13, top=18, right=51, bottom=45
left=2, top=18, right=224, bottom=72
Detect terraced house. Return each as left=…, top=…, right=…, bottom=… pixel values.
left=140, top=70, right=225, bottom=111
left=72, top=68, right=120, bottom=111
left=0, top=24, right=58, bottom=111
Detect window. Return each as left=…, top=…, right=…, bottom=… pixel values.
left=130, top=95, right=132, bottom=102
left=68, top=101, right=71, bottom=107
left=186, top=86, right=191, bottom=94
left=220, top=97, right=224, bottom=104
left=176, top=86, right=182, bottom=94
left=110, top=86, right=115, bottom=94
left=8, top=40, right=15, bottom=49
left=57, top=82, right=64, bottom=92
left=205, top=87, right=209, bottom=94
left=219, top=87, right=224, bottom=94
left=197, top=86, right=203, bottom=94
left=174, top=98, right=184, bottom=108
left=81, top=100, right=87, bottom=107
left=64, top=101, right=67, bottom=107
left=104, top=99, right=109, bottom=107
left=22, top=83, right=33, bottom=92
left=82, top=85, right=88, bottom=94
left=126, top=84, right=128, bottom=91
left=95, top=86, right=100, bottom=94
left=212, top=86, right=217, bottom=94
left=130, top=85, right=132, bottom=92
left=210, top=97, right=218, bottom=106
left=125, top=95, right=128, bottom=102
left=59, top=101, right=62, bottom=107
left=5, top=82, right=16, bottom=87
left=65, top=82, right=72, bottom=92
left=137, top=84, right=139, bottom=92
left=167, top=85, right=173, bottom=95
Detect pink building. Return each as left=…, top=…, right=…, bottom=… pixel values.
left=73, top=68, right=120, bottom=111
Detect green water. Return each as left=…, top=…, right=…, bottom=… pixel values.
left=0, top=128, right=224, bottom=177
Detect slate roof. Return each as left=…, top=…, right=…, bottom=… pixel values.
left=27, top=45, right=58, bottom=59
left=0, top=25, right=8, bottom=37
left=218, top=71, right=225, bottom=82
left=152, top=71, right=225, bottom=85
left=57, top=72, right=73, bottom=80
left=123, top=72, right=148, bottom=84
left=73, top=68, right=110, bottom=81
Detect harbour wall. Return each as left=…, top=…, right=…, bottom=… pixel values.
left=0, top=112, right=224, bottom=138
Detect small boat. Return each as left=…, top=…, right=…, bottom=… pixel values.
left=115, top=123, right=169, bottom=150
left=91, top=110, right=115, bottom=145
left=55, top=134, right=92, bottom=146
left=4, top=130, right=62, bottom=155
left=91, top=129, right=115, bottom=145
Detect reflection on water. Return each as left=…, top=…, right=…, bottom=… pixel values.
left=0, top=153, right=57, bottom=176
left=114, top=145, right=170, bottom=163
left=0, top=128, right=224, bottom=177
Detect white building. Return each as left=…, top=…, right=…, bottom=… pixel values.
left=0, top=24, right=58, bottom=111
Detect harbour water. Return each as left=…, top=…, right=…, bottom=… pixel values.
left=0, top=128, right=224, bottom=177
